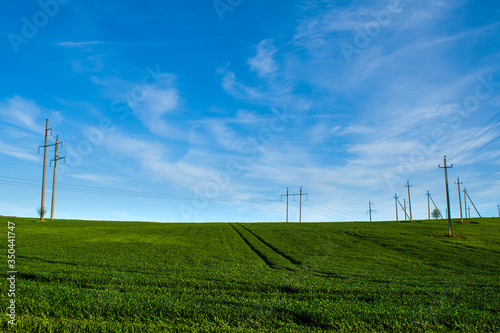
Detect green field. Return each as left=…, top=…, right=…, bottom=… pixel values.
left=1, top=217, right=499, bottom=332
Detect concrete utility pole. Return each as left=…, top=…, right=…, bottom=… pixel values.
left=497, top=204, right=499, bottom=218
left=455, top=177, right=463, bottom=223
left=394, top=194, right=399, bottom=222
left=426, top=191, right=431, bottom=220
left=38, top=119, right=52, bottom=221
left=281, top=188, right=289, bottom=223
left=367, top=201, right=376, bottom=222
left=439, top=156, right=453, bottom=236
left=463, top=188, right=467, bottom=221
left=292, top=187, right=308, bottom=223
left=50, top=136, right=64, bottom=220
left=464, top=189, right=482, bottom=218
left=397, top=198, right=410, bottom=220
left=403, top=198, right=407, bottom=221
left=405, top=181, right=413, bottom=222
left=428, top=193, right=443, bottom=219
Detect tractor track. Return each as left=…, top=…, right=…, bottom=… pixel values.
left=229, top=223, right=278, bottom=269
left=230, top=223, right=299, bottom=271
left=237, top=223, right=302, bottom=265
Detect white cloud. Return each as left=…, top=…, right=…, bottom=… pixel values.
left=248, top=39, right=278, bottom=77
left=0, top=202, right=32, bottom=216
left=68, top=173, right=120, bottom=184
left=0, top=96, right=44, bottom=133
left=57, top=41, right=104, bottom=48
left=0, top=141, right=38, bottom=162
left=205, top=120, right=240, bottom=151
left=341, top=125, right=375, bottom=135
left=128, top=74, right=180, bottom=135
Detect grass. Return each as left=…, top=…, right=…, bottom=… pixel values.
left=1, top=217, right=499, bottom=332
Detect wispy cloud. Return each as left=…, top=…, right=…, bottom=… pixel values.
left=248, top=39, right=278, bottom=77
left=129, top=74, right=180, bottom=135
left=0, top=96, right=62, bottom=133
left=57, top=41, right=105, bottom=48
left=68, top=173, right=120, bottom=184
left=0, top=141, right=38, bottom=162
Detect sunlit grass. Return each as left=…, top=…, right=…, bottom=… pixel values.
left=1, top=217, right=499, bottom=332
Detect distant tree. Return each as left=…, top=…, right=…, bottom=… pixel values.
left=37, top=206, right=46, bottom=219
left=431, top=208, right=441, bottom=219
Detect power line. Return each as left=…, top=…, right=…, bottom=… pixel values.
left=448, top=111, right=500, bottom=160
left=454, top=134, right=500, bottom=165
left=305, top=199, right=358, bottom=221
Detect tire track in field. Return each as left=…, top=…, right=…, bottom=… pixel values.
left=236, top=225, right=349, bottom=280
left=229, top=223, right=278, bottom=269
left=237, top=224, right=302, bottom=266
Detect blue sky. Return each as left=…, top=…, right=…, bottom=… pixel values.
left=0, top=0, right=499, bottom=222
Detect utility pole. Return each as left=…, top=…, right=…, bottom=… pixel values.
left=403, top=198, right=407, bottom=221
left=50, top=136, right=64, bottom=220
left=464, top=189, right=482, bottom=218
left=439, top=156, right=453, bottom=236
left=497, top=204, right=499, bottom=218
left=463, top=188, right=467, bottom=221
left=393, top=194, right=399, bottom=222
left=292, top=187, right=308, bottom=223
left=455, top=177, right=463, bottom=223
left=405, top=180, right=413, bottom=222
left=367, top=201, right=376, bottom=222
left=397, top=198, right=410, bottom=220
left=426, top=191, right=431, bottom=220
left=428, top=194, right=443, bottom=218
left=38, top=119, right=52, bottom=222
left=281, top=188, right=289, bottom=223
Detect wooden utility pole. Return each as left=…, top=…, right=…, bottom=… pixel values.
left=281, top=188, right=289, bottom=223
left=50, top=136, right=64, bottom=220
left=439, top=156, right=453, bottom=236
left=38, top=119, right=52, bottom=221
left=455, top=177, right=463, bottom=223
left=405, top=180, right=413, bottom=222
left=393, top=194, right=399, bottom=222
